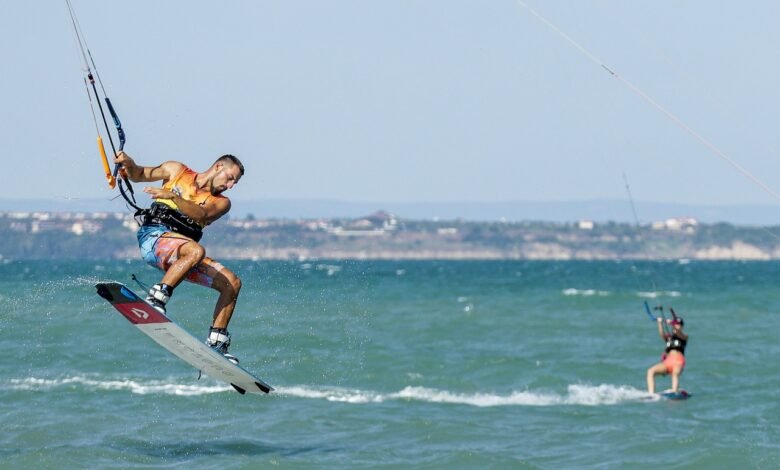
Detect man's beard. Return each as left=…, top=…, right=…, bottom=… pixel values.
left=208, top=177, right=223, bottom=195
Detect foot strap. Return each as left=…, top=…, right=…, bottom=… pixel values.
left=207, top=327, right=230, bottom=345
left=148, top=283, right=173, bottom=304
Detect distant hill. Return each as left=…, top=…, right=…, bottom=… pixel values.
left=1, top=198, right=779, bottom=225
left=4, top=210, right=780, bottom=260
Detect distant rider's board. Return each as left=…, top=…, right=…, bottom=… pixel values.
left=660, top=389, right=690, bottom=400
left=640, top=389, right=691, bottom=402
left=96, top=282, right=272, bottom=395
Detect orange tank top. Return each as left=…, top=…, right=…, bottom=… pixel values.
left=156, top=166, right=224, bottom=227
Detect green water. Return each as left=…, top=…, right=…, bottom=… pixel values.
left=1, top=260, right=778, bottom=468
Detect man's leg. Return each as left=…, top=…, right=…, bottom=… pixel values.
left=179, top=256, right=242, bottom=363
left=209, top=266, right=242, bottom=329
left=159, top=240, right=206, bottom=288
left=146, top=234, right=206, bottom=312
left=176, top=255, right=241, bottom=327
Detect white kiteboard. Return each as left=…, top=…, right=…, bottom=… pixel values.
left=96, top=281, right=272, bottom=395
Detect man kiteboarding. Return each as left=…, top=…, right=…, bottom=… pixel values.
left=114, top=150, right=245, bottom=363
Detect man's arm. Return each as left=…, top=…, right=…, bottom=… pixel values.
left=145, top=187, right=231, bottom=225
left=115, top=151, right=183, bottom=183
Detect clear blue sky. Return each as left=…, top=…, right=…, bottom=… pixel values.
left=3, top=0, right=780, bottom=208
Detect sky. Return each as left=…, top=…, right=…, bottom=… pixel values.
left=3, top=0, right=780, bottom=214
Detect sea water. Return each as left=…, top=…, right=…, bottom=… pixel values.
left=1, top=259, right=778, bottom=468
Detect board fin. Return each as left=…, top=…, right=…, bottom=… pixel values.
left=231, top=384, right=247, bottom=395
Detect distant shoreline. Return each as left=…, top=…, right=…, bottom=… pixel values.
left=3, top=198, right=780, bottom=225
left=3, top=210, right=780, bottom=261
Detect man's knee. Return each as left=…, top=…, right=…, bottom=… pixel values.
left=229, top=274, right=242, bottom=294
left=193, top=243, right=206, bottom=261
left=182, top=241, right=206, bottom=262
left=215, top=270, right=241, bottom=295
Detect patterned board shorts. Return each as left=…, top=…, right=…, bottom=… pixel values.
left=137, top=224, right=225, bottom=288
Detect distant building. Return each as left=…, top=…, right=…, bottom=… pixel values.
left=328, top=211, right=398, bottom=236
left=652, top=217, right=698, bottom=232
left=360, top=211, right=398, bottom=231
left=9, top=222, right=27, bottom=232
left=31, top=220, right=59, bottom=233
left=71, top=221, right=102, bottom=236
left=578, top=220, right=594, bottom=230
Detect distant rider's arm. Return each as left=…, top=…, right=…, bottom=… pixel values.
left=656, top=318, right=667, bottom=340
left=144, top=188, right=231, bottom=226
left=114, top=151, right=182, bottom=183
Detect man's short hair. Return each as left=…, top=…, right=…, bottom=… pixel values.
left=217, top=154, right=244, bottom=176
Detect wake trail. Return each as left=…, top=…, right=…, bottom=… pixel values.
left=4, top=375, right=652, bottom=405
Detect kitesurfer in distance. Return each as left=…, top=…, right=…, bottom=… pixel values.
left=646, top=316, right=688, bottom=394
left=114, top=150, right=245, bottom=364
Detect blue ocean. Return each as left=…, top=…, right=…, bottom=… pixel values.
left=1, top=259, right=778, bottom=468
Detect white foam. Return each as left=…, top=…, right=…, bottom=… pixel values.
left=279, top=386, right=386, bottom=403
left=562, top=288, right=610, bottom=297
left=393, top=386, right=561, bottom=406
left=275, top=383, right=651, bottom=407
left=6, top=375, right=230, bottom=396
left=316, top=264, right=342, bottom=276
left=6, top=376, right=652, bottom=405
left=563, top=384, right=650, bottom=405
left=637, top=291, right=681, bottom=298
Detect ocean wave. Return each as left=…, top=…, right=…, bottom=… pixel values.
left=5, top=377, right=652, bottom=405
left=277, top=383, right=650, bottom=407
left=279, top=385, right=385, bottom=403
left=316, top=264, right=342, bottom=276
left=562, top=288, right=610, bottom=297
left=637, top=290, right=682, bottom=298
left=5, top=375, right=230, bottom=396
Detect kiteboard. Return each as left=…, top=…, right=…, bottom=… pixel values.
left=96, top=281, right=272, bottom=395
left=660, top=389, right=690, bottom=400
left=640, top=389, right=691, bottom=401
